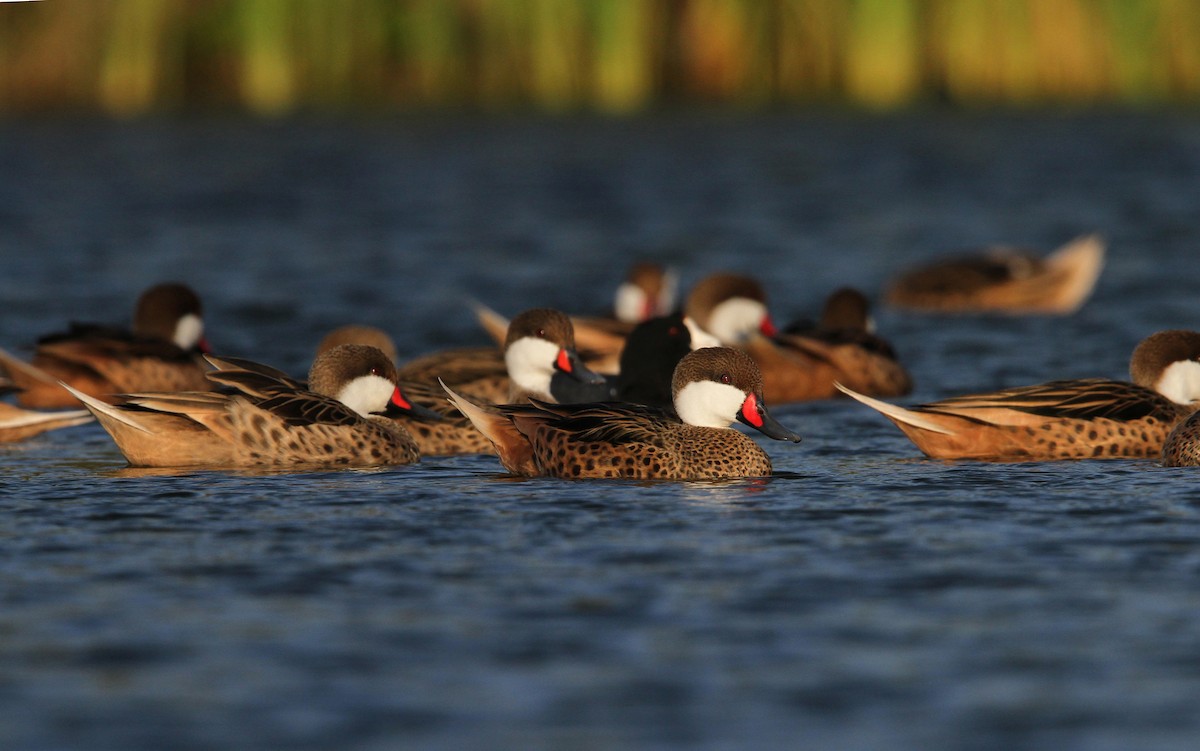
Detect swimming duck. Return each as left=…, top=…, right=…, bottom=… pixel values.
left=398, top=307, right=604, bottom=405
left=444, top=346, right=802, bottom=480
left=884, top=234, right=1105, bottom=314
left=683, top=275, right=910, bottom=403
left=549, top=311, right=720, bottom=408
left=612, top=261, right=679, bottom=324
left=758, top=287, right=912, bottom=401
left=65, top=344, right=432, bottom=468
left=472, top=263, right=678, bottom=375
left=0, top=402, right=93, bottom=443
left=309, top=324, right=491, bottom=456
left=683, top=272, right=778, bottom=344
left=836, top=329, right=1200, bottom=461
left=0, top=282, right=213, bottom=409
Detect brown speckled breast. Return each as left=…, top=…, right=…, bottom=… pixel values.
left=1161, top=411, right=1200, bottom=467
left=527, top=422, right=771, bottom=480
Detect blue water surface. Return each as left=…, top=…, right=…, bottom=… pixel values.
left=2, top=112, right=1200, bottom=751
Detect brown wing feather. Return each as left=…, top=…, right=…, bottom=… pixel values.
left=501, top=399, right=677, bottom=446
left=254, top=391, right=363, bottom=427
left=921, top=379, right=1168, bottom=422
left=205, top=355, right=304, bottom=388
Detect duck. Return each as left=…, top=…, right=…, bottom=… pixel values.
left=444, top=346, right=803, bottom=480
left=683, top=272, right=778, bottom=344
left=64, top=344, right=434, bottom=468
left=308, top=325, right=492, bottom=456
left=884, top=234, right=1105, bottom=314
left=684, top=275, right=911, bottom=403
left=759, top=286, right=912, bottom=400
left=782, top=287, right=875, bottom=337
left=0, top=282, right=213, bottom=409
left=0, top=402, right=93, bottom=443
left=612, top=261, right=679, bottom=325
left=549, top=311, right=720, bottom=408
left=475, top=262, right=679, bottom=374
left=836, top=329, right=1200, bottom=461
left=397, top=307, right=604, bottom=405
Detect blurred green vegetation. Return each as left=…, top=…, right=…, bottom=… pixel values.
left=2, top=0, right=1199, bottom=115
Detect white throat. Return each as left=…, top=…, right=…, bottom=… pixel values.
left=674, top=380, right=746, bottom=428
left=614, top=283, right=648, bottom=324
left=683, top=316, right=721, bottom=350
left=706, top=298, right=768, bottom=344
left=505, top=336, right=559, bottom=398
left=173, top=314, right=204, bottom=350
left=336, top=374, right=396, bottom=417
left=1156, top=360, right=1200, bottom=404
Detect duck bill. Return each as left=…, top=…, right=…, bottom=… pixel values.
left=379, top=386, right=442, bottom=421
left=759, top=315, right=778, bottom=338
left=736, top=393, right=802, bottom=443
left=555, top=348, right=606, bottom=385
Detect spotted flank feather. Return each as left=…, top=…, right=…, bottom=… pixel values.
left=69, top=344, right=424, bottom=469
left=838, top=346, right=1200, bottom=463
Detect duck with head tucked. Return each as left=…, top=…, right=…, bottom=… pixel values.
left=0, top=282, right=214, bottom=409
left=884, top=234, right=1105, bottom=315
left=684, top=273, right=911, bottom=404
left=65, top=344, right=435, bottom=468
left=837, top=329, right=1200, bottom=461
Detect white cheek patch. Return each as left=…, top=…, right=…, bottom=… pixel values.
left=674, top=380, right=746, bottom=428
left=336, top=374, right=396, bottom=417
left=505, top=337, right=560, bottom=396
left=1156, top=360, right=1200, bottom=404
left=683, top=317, right=721, bottom=350
left=614, top=283, right=648, bottom=324
left=173, top=314, right=204, bottom=350
left=706, top=298, right=768, bottom=344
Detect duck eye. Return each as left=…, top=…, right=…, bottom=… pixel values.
left=537, top=328, right=546, bottom=338
left=720, top=374, right=731, bottom=384
left=668, top=326, right=680, bottom=336
left=369, top=367, right=380, bottom=376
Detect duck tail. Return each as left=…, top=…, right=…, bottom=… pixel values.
left=0, top=347, right=58, bottom=386
left=440, top=380, right=537, bottom=475
left=59, top=382, right=152, bottom=434
left=0, top=404, right=92, bottom=433
left=469, top=300, right=510, bottom=347
left=1045, top=233, right=1105, bottom=313
left=834, top=382, right=955, bottom=435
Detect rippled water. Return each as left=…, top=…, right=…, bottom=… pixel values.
left=3, top=112, right=1200, bottom=750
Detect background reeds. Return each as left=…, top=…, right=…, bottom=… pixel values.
left=2, top=0, right=1199, bottom=115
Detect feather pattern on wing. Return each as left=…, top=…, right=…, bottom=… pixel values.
left=921, top=379, right=1168, bottom=422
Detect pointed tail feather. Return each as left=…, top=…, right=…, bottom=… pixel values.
left=834, top=382, right=955, bottom=435
left=0, top=347, right=59, bottom=385
left=470, top=301, right=510, bottom=347
left=0, top=406, right=92, bottom=431
left=441, top=379, right=536, bottom=475
left=59, top=382, right=153, bottom=434
left=1044, top=234, right=1105, bottom=313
